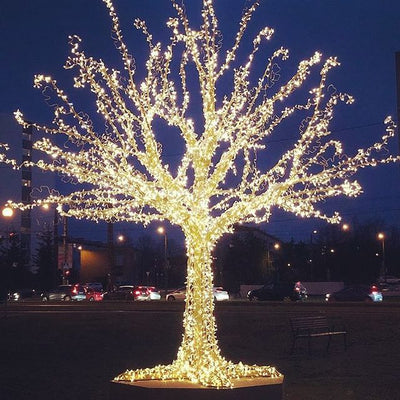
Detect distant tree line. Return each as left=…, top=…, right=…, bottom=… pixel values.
left=1, top=219, right=398, bottom=294
left=214, top=219, right=400, bottom=293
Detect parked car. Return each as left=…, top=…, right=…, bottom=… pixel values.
left=103, top=285, right=141, bottom=301
left=380, top=282, right=400, bottom=295
left=145, top=286, right=161, bottom=300
left=247, top=281, right=307, bottom=301
left=103, top=285, right=160, bottom=301
left=8, top=288, right=38, bottom=301
left=378, top=275, right=400, bottom=284
left=85, top=287, right=104, bottom=301
left=325, top=284, right=383, bottom=302
left=84, top=282, right=104, bottom=291
left=41, top=284, right=86, bottom=302
left=166, top=287, right=186, bottom=301
left=213, top=287, right=229, bottom=301
left=166, top=287, right=229, bottom=301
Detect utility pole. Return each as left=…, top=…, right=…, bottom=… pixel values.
left=396, top=52, right=400, bottom=155
left=53, top=208, right=59, bottom=286
left=107, top=222, right=115, bottom=288
left=62, top=216, right=68, bottom=284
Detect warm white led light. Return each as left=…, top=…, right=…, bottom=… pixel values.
left=1, top=0, right=398, bottom=388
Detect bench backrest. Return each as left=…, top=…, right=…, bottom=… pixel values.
left=290, top=315, right=329, bottom=333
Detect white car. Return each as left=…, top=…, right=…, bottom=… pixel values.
left=146, top=286, right=161, bottom=300
left=213, top=287, right=229, bottom=301
left=166, top=287, right=186, bottom=301
left=166, top=287, right=229, bottom=301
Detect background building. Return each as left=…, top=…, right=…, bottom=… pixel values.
left=0, top=113, right=57, bottom=269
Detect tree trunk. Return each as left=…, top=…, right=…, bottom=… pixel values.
left=173, top=236, right=225, bottom=384
left=115, top=232, right=282, bottom=387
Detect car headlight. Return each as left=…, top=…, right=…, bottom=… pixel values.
left=325, top=294, right=330, bottom=301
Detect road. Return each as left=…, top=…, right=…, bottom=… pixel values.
left=3, top=297, right=400, bottom=315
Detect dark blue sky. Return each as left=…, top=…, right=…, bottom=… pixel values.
left=1, top=0, right=399, bottom=242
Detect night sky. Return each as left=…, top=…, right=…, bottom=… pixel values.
left=1, top=0, right=399, bottom=243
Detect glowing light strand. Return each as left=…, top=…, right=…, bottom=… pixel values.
left=1, top=0, right=399, bottom=388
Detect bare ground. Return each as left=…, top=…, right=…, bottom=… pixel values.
left=0, top=301, right=399, bottom=400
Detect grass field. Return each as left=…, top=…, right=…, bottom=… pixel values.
left=0, top=301, right=399, bottom=400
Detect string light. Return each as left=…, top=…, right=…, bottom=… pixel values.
left=1, top=0, right=399, bottom=388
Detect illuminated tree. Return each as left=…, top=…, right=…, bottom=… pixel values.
left=1, top=0, right=398, bottom=388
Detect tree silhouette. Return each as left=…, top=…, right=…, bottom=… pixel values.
left=34, top=228, right=58, bottom=290
left=0, top=233, right=30, bottom=291
left=1, top=0, right=398, bottom=387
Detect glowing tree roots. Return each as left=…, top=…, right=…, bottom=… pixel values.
left=1, top=0, right=398, bottom=388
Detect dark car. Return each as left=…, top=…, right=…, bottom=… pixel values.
left=8, top=288, right=38, bottom=301
left=247, top=281, right=307, bottom=301
left=325, top=284, right=383, bottom=302
left=41, top=284, right=86, bottom=302
left=103, top=285, right=150, bottom=301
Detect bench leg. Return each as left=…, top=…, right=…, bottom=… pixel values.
left=326, top=334, right=332, bottom=352
left=344, top=333, right=347, bottom=351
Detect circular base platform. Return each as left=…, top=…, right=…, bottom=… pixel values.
left=110, top=376, right=284, bottom=400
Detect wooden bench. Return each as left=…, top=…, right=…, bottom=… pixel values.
left=289, top=315, right=347, bottom=354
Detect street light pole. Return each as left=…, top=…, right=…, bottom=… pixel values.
left=377, top=233, right=386, bottom=280
left=157, top=227, right=168, bottom=298
left=1, top=206, right=14, bottom=318
left=309, top=230, right=318, bottom=281
left=62, top=215, right=69, bottom=284
left=53, top=207, right=59, bottom=287
left=273, top=242, right=281, bottom=281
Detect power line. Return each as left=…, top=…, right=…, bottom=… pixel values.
left=161, top=120, right=397, bottom=158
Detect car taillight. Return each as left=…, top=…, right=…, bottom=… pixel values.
left=371, top=286, right=379, bottom=294
left=72, top=287, right=78, bottom=294
left=134, top=290, right=141, bottom=296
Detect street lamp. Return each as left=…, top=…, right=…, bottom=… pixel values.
left=342, top=223, right=350, bottom=232
left=377, top=232, right=386, bottom=279
left=1, top=205, right=15, bottom=317
left=157, top=227, right=168, bottom=297
left=1, top=207, right=14, bottom=218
